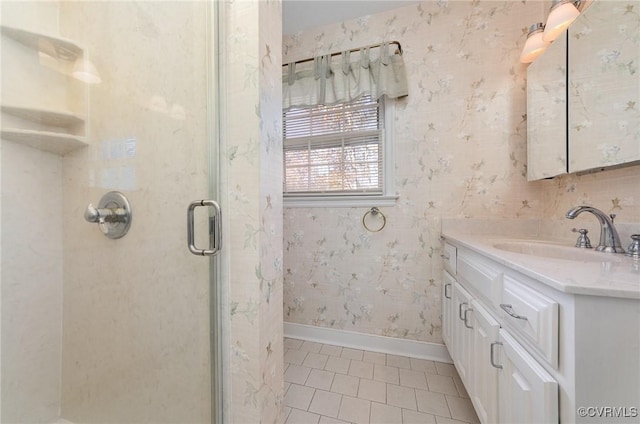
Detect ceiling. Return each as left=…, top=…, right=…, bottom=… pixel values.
left=282, top=0, right=420, bottom=35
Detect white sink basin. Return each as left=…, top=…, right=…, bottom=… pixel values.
left=492, top=240, right=621, bottom=262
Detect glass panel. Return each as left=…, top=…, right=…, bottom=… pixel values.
left=1, top=1, right=217, bottom=423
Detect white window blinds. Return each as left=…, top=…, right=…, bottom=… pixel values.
left=283, top=96, right=384, bottom=196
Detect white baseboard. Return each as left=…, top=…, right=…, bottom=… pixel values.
left=284, top=322, right=452, bottom=364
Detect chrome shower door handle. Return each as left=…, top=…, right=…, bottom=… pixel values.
left=188, top=200, right=222, bottom=256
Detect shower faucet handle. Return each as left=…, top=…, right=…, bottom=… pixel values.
left=84, top=203, right=127, bottom=223
left=84, top=191, right=132, bottom=239
left=84, top=203, right=105, bottom=223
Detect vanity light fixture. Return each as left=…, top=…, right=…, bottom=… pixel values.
left=72, top=57, right=102, bottom=84
left=520, top=23, right=550, bottom=64
left=543, top=0, right=581, bottom=42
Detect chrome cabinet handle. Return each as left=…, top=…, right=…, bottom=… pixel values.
left=463, top=308, right=474, bottom=329
left=188, top=200, right=222, bottom=256
left=444, top=283, right=452, bottom=299
left=500, top=304, right=528, bottom=321
left=490, top=342, right=503, bottom=369
left=458, top=302, right=468, bottom=320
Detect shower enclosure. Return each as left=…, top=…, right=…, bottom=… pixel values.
left=1, top=1, right=222, bottom=422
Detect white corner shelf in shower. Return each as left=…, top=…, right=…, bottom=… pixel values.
left=1, top=105, right=85, bottom=128
left=1, top=128, right=87, bottom=155
left=1, top=26, right=89, bottom=156
left=1, top=25, right=83, bottom=61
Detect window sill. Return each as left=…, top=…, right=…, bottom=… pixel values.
left=283, top=194, right=398, bottom=208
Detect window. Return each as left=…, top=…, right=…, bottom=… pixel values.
left=283, top=95, right=396, bottom=207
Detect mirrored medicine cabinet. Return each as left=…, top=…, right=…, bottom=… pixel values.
left=526, top=0, right=640, bottom=181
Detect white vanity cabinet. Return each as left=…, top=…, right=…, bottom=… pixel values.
left=450, top=280, right=556, bottom=424
left=442, top=270, right=455, bottom=348
left=497, top=329, right=558, bottom=424
left=442, top=235, right=640, bottom=424
left=452, top=282, right=474, bottom=384
left=441, top=241, right=558, bottom=424
left=442, top=242, right=457, bottom=350
left=470, top=300, right=500, bottom=424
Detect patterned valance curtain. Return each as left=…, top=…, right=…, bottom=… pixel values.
left=283, top=42, right=408, bottom=110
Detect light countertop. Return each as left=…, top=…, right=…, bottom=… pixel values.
left=443, top=231, right=640, bottom=299
left=441, top=219, right=640, bottom=299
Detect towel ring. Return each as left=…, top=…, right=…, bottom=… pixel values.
left=362, top=207, right=386, bottom=232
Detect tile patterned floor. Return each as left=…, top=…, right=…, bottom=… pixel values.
left=283, top=338, right=480, bottom=424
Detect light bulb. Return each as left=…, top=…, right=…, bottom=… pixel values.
left=520, top=23, right=550, bottom=64
left=543, top=0, right=580, bottom=42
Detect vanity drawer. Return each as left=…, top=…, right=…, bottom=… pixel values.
left=442, top=242, right=457, bottom=275
left=500, top=276, right=559, bottom=368
left=457, top=249, right=503, bottom=304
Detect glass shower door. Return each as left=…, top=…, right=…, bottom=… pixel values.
left=1, top=1, right=219, bottom=423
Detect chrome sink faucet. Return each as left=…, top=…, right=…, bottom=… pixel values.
left=566, top=206, right=625, bottom=253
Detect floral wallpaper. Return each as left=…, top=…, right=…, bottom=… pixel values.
left=282, top=1, right=640, bottom=346
left=540, top=165, right=640, bottom=243
left=221, top=1, right=283, bottom=423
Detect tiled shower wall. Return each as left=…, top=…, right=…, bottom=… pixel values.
left=1, top=3, right=65, bottom=422
left=282, top=1, right=640, bottom=345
